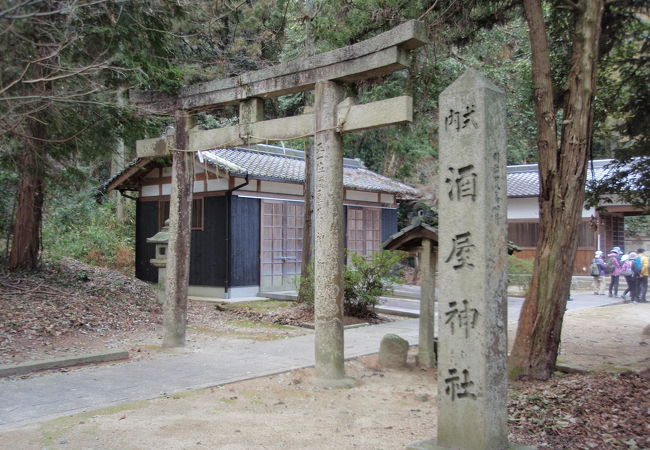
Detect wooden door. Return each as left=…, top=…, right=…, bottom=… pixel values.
left=260, top=200, right=304, bottom=290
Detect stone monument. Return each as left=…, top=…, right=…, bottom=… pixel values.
left=410, top=68, right=509, bottom=449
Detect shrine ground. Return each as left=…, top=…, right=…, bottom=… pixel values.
left=1, top=301, right=648, bottom=449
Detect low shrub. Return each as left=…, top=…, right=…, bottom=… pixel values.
left=344, top=250, right=406, bottom=317
left=296, top=250, right=407, bottom=318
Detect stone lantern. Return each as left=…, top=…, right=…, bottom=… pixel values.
left=147, top=219, right=170, bottom=304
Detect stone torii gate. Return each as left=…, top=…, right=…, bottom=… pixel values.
left=131, top=20, right=427, bottom=383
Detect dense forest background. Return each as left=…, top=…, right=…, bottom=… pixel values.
left=0, top=0, right=648, bottom=271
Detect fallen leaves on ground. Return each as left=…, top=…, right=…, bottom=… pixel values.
left=509, top=371, right=650, bottom=449
left=2, top=259, right=648, bottom=449
left=0, top=258, right=162, bottom=362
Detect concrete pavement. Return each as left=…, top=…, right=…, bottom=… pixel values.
left=379, top=288, right=621, bottom=322
left=0, top=292, right=620, bottom=431
left=0, top=319, right=420, bottom=431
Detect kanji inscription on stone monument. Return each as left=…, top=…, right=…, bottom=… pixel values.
left=445, top=165, right=477, bottom=201
left=408, top=68, right=509, bottom=449
left=444, top=299, right=479, bottom=338
left=445, top=231, right=475, bottom=270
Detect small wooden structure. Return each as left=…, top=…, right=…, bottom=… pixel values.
left=383, top=223, right=438, bottom=368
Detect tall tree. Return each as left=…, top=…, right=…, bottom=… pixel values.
left=585, top=4, right=650, bottom=211
left=1, top=0, right=182, bottom=270
left=509, top=0, right=606, bottom=380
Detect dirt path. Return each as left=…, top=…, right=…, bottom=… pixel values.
left=534, top=302, right=650, bottom=372
left=1, top=303, right=648, bottom=449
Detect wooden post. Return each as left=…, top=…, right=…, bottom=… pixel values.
left=163, top=111, right=195, bottom=348
left=418, top=238, right=437, bottom=368
left=313, top=80, right=349, bottom=384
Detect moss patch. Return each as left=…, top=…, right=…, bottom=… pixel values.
left=226, top=320, right=293, bottom=331
left=188, top=325, right=292, bottom=342
left=222, top=300, right=292, bottom=312
left=39, top=401, right=149, bottom=445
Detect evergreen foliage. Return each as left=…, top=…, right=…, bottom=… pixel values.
left=1, top=0, right=647, bottom=269
left=296, top=250, right=406, bottom=318
left=41, top=170, right=135, bottom=272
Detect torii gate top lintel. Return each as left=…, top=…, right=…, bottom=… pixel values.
left=131, top=20, right=427, bottom=114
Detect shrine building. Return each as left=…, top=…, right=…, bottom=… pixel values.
left=104, top=144, right=419, bottom=298
left=506, top=158, right=643, bottom=274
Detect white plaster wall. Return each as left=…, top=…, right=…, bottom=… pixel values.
left=162, top=167, right=172, bottom=177
left=187, top=285, right=260, bottom=299
left=161, top=183, right=171, bottom=195
left=260, top=180, right=303, bottom=196
left=234, top=178, right=258, bottom=192
left=188, top=285, right=226, bottom=298
left=508, top=197, right=597, bottom=220
left=193, top=180, right=205, bottom=193
left=141, top=185, right=159, bottom=197
left=380, top=193, right=394, bottom=204
left=207, top=178, right=229, bottom=191
left=346, top=190, right=378, bottom=202
left=507, top=197, right=539, bottom=219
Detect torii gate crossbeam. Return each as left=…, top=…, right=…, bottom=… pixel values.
left=131, top=20, right=427, bottom=384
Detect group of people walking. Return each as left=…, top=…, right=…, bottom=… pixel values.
left=591, top=247, right=648, bottom=302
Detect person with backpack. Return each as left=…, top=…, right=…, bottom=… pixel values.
left=590, top=250, right=606, bottom=295
left=606, top=247, right=622, bottom=297
left=620, top=253, right=636, bottom=302
left=635, top=248, right=649, bottom=303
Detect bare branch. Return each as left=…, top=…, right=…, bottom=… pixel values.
left=0, top=86, right=101, bottom=102
left=419, top=0, right=442, bottom=20
left=0, top=63, right=31, bottom=95
left=0, top=0, right=40, bottom=19
left=13, top=124, right=90, bottom=143
left=22, top=61, right=110, bottom=84
left=0, top=0, right=112, bottom=20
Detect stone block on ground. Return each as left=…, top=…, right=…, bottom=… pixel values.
left=378, top=333, right=409, bottom=368
left=0, top=351, right=129, bottom=378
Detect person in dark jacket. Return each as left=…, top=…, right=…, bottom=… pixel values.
left=607, top=248, right=622, bottom=297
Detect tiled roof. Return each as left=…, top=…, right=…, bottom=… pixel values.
left=507, top=159, right=616, bottom=197
left=103, top=144, right=420, bottom=198
left=200, top=145, right=420, bottom=197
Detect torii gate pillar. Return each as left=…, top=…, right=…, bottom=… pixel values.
left=130, top=20, right=428, bottom=380
left=313, top=80, right=348, bottom=383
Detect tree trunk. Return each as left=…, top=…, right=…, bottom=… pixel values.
left=111, top=88, right=127, bottom=221
left=8, top=117, right=46, bottom=271
left=8, top=37, right=49, bottom=272
left=509, top=0, right=605, bottom=380
left=298, top=0, right=317, bottom=303
left=298, top=140, right=314, bottom=303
